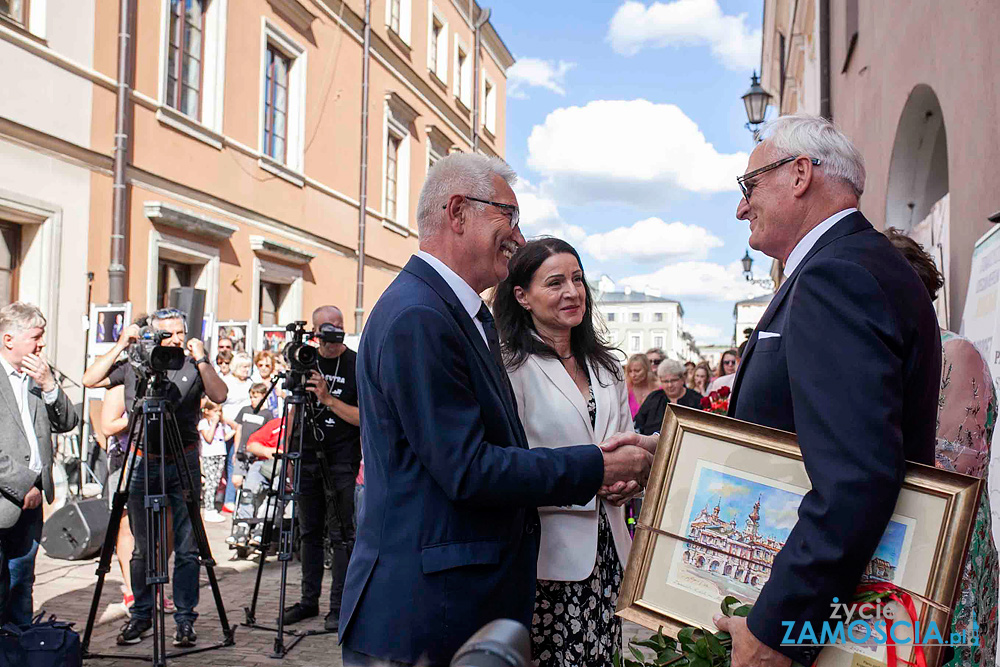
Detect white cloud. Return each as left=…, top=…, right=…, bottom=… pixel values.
left=582, top=217, right=723, bottom=263
left=512, top=180, right=587, bottom=243
left=527, top=99, right=748, bottom=207
left=621, top=260, right=771, bottom=302
left=686, top=322, right=723, bottom=342
left=608, top=0, right=762, bottom=71
left=508, top=58, right=575, bottom=99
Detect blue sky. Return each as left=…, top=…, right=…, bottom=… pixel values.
left=491, top=0, right=774, bottom=346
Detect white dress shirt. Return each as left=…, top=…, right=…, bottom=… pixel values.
left=0, top=356, right=59, bottom=474
left=415, top=251, right=488, bottom=346
left=783, top=208, right=858, bottom=276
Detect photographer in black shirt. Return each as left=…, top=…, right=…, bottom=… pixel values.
left=280, top=305, right=360, bottom=633
left=82, top=307, right=227, bottom=647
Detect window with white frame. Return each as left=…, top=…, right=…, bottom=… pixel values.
left=426, top=125, right=450, bottom=173
left=166, top=0, right=206, bottom=119
left=383, top=94, right=416, bottom=227
left=259, top=22, right=306, bottom=175
left=0, top=0, right=27, bottom=27
left=385, top=135, right=400, bottom=221
left=386, top=0, right=411, bottom=44
left=455, top=41, right=471, bottom=107
left=629, top=334, right=641, bottom=353
left=482, top=75, right=496, bottom=134
left=252, top=257, right=303, bottom=333
left=159, top=0, right=227, bottom=133
left=427, top=6, right=448, bottom=81
left=654, top=312, right=664, bottom=322
left=606, top=312, right=615, bottom=322
left=653, top=334, right=665, bottom=349
left=631, top=312, right=640, bottom=322
left=258, top=280, right=288, bottom=326
left=263, top=45, right=291, bottom=163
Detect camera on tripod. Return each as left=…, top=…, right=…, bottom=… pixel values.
left=281, top=321, right=345, bottom=381
left=127, top=326, right=185, bottom=376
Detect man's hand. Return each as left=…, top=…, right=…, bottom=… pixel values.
left=601, top=431, right=658, bottom=456
left=22, top=487, right=41, bottom=510
left=306, top=371, right=330, bottom=404
left=22, top=353, right=55, bottom=393
left=598, top=480, right=641, bottom=506
left=714, top=615, right=791, bottom=667
left=116, top=323, right=141, bottom=350
left=601, top=445, right=651, bottom=489
left=186, top=338, right=207, bottom=360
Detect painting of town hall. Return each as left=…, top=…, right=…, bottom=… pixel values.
left=665, top=461, right=915, bottom=603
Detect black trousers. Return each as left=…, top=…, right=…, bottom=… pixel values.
left=298, top=459, right=357, bottom=612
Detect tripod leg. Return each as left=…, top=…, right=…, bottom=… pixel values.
left=82, top=415, right=145, bottom=654
left=165, top=410, right=235, bottom=644
left=244, top=468, right=280, bottom=625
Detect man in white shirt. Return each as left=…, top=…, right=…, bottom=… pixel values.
left=0, top=302, right=78, bottom=624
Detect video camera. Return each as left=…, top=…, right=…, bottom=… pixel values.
left=127, top=326, right=185, bottom=376
left=281, top=321, right=345, bottom=374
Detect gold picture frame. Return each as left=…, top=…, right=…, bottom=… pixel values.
left=618, top=405, right=982, bottom=667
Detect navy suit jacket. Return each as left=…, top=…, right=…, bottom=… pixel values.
left=728, top=212, right=941, bottom=665
left=339, top=256, right=605, bottom=665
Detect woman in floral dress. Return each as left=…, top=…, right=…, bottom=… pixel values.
left=887, top=229, right=997, bottom=667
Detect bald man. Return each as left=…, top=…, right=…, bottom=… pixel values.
left=280, top=305, right=360, bottom=633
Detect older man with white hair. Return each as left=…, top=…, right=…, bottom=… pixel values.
left=707, top=115, right=942, bottom=667
left=0, top=302, right=78, bottom=624
left=339, top=153, right=652, bottom=666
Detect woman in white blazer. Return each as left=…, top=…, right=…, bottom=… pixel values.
left=493, top=238, right=633, bottom=667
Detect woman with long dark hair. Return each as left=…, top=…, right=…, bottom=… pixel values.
left=493, top=237, right=635, bottom=667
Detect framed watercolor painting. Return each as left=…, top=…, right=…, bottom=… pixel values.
left=618, top=405, right=982, bottom=667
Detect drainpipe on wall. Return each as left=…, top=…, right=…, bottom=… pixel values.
left=471, top=5, right=490, bottom=153
left=354, top=0, right=372, bottom=334
left=108, top=0, right=136, bottom=304
left=819, top=0, right=832, bottom=120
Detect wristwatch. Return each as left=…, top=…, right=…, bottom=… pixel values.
left=195, top=356, right=211, bottom=366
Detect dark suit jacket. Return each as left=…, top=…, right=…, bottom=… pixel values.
left=339, top=256, right=605, bottom=666
left=728, top=212, right=941, bottom=665
left=0, top=371, right=78, bottom=528
left=633, top=388, right=702, bottom=435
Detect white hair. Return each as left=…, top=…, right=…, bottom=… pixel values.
left=759, top=114, right=866, bottom=197
left=230, top=352, right=253, bottom=373
left=0, top=302, right=45, bottom=336
left=415, top=152, right=517, bottom=241
left=658, top=359, right=686, bottom=380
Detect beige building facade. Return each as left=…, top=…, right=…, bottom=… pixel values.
left=0, top=0, right=512, bottom=380
left=759, top=0, right=1000, bottom=331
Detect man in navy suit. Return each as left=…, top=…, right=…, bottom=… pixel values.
left=339, top=153, right=652, bottom=666
left=710, top=115, right=941, bottom=667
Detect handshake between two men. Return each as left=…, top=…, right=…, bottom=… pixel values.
left=595, top=431, right=659, bottom=506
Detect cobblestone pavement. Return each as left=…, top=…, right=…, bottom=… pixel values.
left=33, top=509, right=654, bottom=666
left=33, top=516, right=344, bottom=667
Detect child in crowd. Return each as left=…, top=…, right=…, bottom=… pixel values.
left=227, top=383, right=274, bottom=548
left=220, top=352, right=254, bottom=513
left=198, top=401, right=233, bottom=522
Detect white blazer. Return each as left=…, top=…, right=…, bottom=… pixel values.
left=508, top=354, right=633, bottom=582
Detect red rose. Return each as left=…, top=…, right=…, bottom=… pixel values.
left=700, top=396, right=711, bottom=409
left=718, top=386, right=731, bottom=398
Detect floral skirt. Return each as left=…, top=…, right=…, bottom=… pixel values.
left=531, top=506, right=623, bottom=667
left=942, top=485, right=998, bottom=667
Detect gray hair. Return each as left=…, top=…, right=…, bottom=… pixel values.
left=231, top=352, right=253, bottom=373
left=658, top=359, right=686, bottom=380
left=150, top=307, right=187, bottom=332
left=0, top=302, right=45, bottom=336
left=415, top=152, right=517, bottom=241
left=759, top=114, right=866, bottom=198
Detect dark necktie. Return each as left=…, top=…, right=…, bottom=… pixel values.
left=476, top=303, right=505, bottom=372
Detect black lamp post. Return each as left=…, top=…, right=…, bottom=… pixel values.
left=742, top=70, right=772, bottom=141
left=741, top=249, right=754, bottom=280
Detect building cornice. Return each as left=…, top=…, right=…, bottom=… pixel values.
left=249, top=235, right=316, bottom=265
left=144, top=201, right=240, bottom=240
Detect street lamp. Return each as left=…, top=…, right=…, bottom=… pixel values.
left=742, top=70, right=772, bottom=141
left=741, top=248, right=774, bottom=289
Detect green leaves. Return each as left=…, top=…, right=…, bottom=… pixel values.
left=720, top=596, right=741, bottom=616
left=625, top=597, right=752, bottom=667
